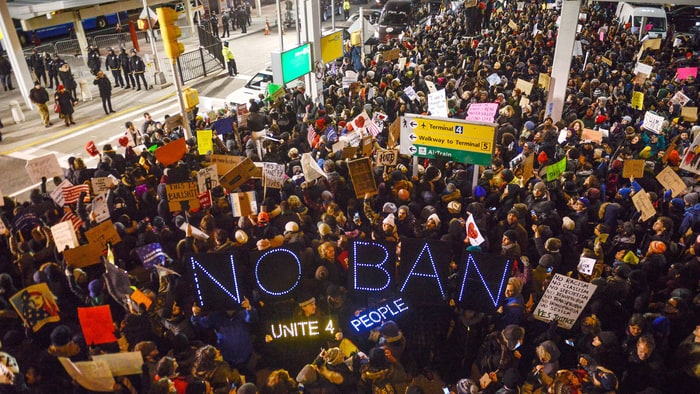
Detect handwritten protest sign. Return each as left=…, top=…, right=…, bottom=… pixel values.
left=231, top=191, right=257, bottom=217
left=134, top=243, right=166, bottom=269
left=25, top=154, right=63, bottom=183
left=538, top=73, right=551, bottom=90
left=301, top=153, right=326, bottom=182
left=84, top=220, right=121, bottom=247
left=546, top=158, right=567, bottom=182
left=51, top=221, right=79, bottom=251
left=59, top=358, right=115, bottom=392
left=166, top=181, right=200, bottom=212
left=515, top=79, right=533, bottom=96
left=581, top=128, right=603, bottom=144
left=376, top=149, right=398, bottom=167
left=197, top=129, right=214, bottom=155
left=577, top=257, right=597, bottom=276
left=642, top=38, right=662, bottom=50
left=428, top=89, right=448, bottom=118
left=425, top=80, right=437, bottom=94
left=92, top=352, right=144, bottom=376
left=210, top=154, right=245, bottom=174
left=347, top=157, right=377, bottom=198
left=643, top=111, right=664, bottom=134
left=263, top=162, right=285, bottom=189
left=656, top=166, right=686, bottom=197
left=632, top=189, right=656, bottom=221
left=220, top=157, right=258, bottom=191
left=634, top=62, right=653, bottom=77
left=197, top=165, right=219, bottom=193
left=670, top=91, right=690, bottom=107
left=63, top=242, right=104, bottom=268
left=682, top=107, right=698, bottom=122
left=90, top=177, right=114, bottom=195
left=677, top=67, right=697, bottom=81
left=631, top=91, right=644, bottom=110
left=467, top=103, right=499, bottom=123
left=533, top=274, right=597, bottom=329
left=622, top=159, right=645, bottom=179
left=91, top=193, right=110, bottom=223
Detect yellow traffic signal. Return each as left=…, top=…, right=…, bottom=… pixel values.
left=156, top=7, right=184, bottom=60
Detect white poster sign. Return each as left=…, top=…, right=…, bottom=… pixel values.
left=643, top=111, right=664, bottom=134
left=428, top=89, right=449, bottom=118
left=51, top=221, right=80, bottom=251
left=263, top=162, right=285, bottom=189
left=533, top=274, right=597, bottom=329
left=577, top=256, right=597, bottom=275
left=25, top=154, right=64, bottom=183
left=91, top=194, right=110, bottom=223
left=196, top=165, right=219, bottom=193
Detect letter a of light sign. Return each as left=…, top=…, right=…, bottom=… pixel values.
left=399, top=242, right=446, bottom=298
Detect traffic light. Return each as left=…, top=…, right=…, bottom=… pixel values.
left=156, top=7, right=184, bottom=60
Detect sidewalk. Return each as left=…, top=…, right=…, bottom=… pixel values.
left=0, top=3, right=372, bottom=147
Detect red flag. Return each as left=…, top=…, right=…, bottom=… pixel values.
left=63, top=184, right=90, bottom=205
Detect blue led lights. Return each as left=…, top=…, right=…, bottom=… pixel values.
left=458, top=253, right=509, bottom=307
left=255, top=248, right=302, bottom=296
left=399, top=242, right=445, bottom=298
left=190, top=255, right=242, bottom=308
left=352, top=241, right=391, bottom=292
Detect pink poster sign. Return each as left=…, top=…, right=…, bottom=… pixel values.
left=677, top=67, right=698, bottom=81
left=466, top=103, right=499, bottom=123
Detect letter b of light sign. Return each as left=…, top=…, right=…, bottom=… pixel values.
left=352, top=241, right=392, bottom=292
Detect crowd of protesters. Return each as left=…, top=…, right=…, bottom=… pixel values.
left=1, top=1, right=700, bottom=393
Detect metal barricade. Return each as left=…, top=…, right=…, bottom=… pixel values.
left=54, top=39, right=87, bottom=56
left=93, top=33, right=131, bottom=51
left=175, top=43, right=224, bottom=83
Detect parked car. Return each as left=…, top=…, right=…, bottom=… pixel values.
left=226, top=69, right=274, bottom=108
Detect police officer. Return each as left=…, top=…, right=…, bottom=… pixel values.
left=105, top=48, right=124, bottom=88
left=87, top=44, right=101, bottom=75
left=119, top=48, right=134, bottom=89
left=222, top=42, right=238, bottom=77
left=129, top=49, right=149, bottom=91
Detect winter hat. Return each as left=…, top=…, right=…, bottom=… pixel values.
left=285, top=221, right=299, bottom=233
left=594, top=368, right=618, bottom=391
left=524, top=121, right=536, bottom=131
left=671, top=198, right=685, bottom=211
left=503, top=230, right=517, bottom=243
left=684, top=192, right=699, bottom=206
left=501, top=169, right=514, bottom=183
left=383, top=213, right=396, bottom=227
left=533, top=181, right=547, bottom=193
left=257, top=211, right=269, bottom=223
left=502, top=324, right=525, bottom=350
left=323, top=347, right=345, bottom=366
left=380, top=321, right=403, bottom=342
left=562, top=216, right=575, bottom=231
left=425, top=166, right=442, bottom=182
left=383, top=202, right=397, bottom=214
left=234, top=230, right=249, bottom=244
left=50, top=325, right=73, bottom=347
left=88, top=279, right=104, bottom=298
left=296, top=364, right=318, bottom=385
left=298, top=296, right=316, bottom=307
left=577, top=197, right=590, bottom=207
left=474, top=185, right=487, bottom=198
left=481, top=169, right=494, bottom=179
left=447, top=201, right=462, bottom=214
left=427, top=213, right=440, bottom=226
left=618, top=187, right=632, bottom=199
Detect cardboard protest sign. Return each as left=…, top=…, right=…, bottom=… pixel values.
left=631, top=91, right=644, bottom=110
left=210, top=154, right=245, bottom=174
left=220, top=157, right=258, bottom=191
left=515, top=79, right=533, bottom=96
left=522, top=153, right=535, bottom=180
left=388, top=119, right=401, bottom=148
left=63, top=242, right=104, bottom=268
left=361, top=135, right=374, bottom=157
left=656, top=166, right=687, bottom=197
left=376, top=149, right=399, bottom=167
left=84, top=220, right=121, bottom=247
left=643, top=111, right=664, bottom=134
left=600, top=56, right=613, bottom=66
left=341, top=146, right=358, bottom=160
left=25, top=154, right=63, bottom=183
left=538, top=73, right=551, bottom=90
left=382, top=48, right=400, bottom=62
left=78, top=305, right=118, bottom=345
left=577, top=257, right=597, bottom=276
left=622, top=159, right=645, bottom=179
left=632, top=189, right=656, bottom=221
left=197, top=165, right=219, bottom=193
left=231, top=191, right=257, bottom=217
left=466, top=103, right=499, bottom=123
left=90, top=177, right=115, bottom=195
left=641, top=38, right=662, bottom=50
left=154, top=138, right=187, bottom=166
left=682, top=107, right=698, bottom=122
left=91, top=193, right=110, bottom=223
left=92, top=352, right=144, bottom=376
left=508, top=19, right=518, bottom=30
left=59, top=358, right=115, bottom=392
left=51, top=221, right=79, bottom=251
left=347, top=157, right=377, bottom=198
left=428, top=89, right=448, bottom=118
left=166, top=182, right=200, bottom=212
left=300, top=153, right=327, bottom=182
left=533, top=274, right=597, bottom=329
left=546, top=157, right=567, bottom=182
left=134, top=243, right=166, bottom=269
left=197, top=129, right=214, bottom=155
left=581, top=128, right=603, bottom=144
left=10, top=283, right=61, bottom=332
left=263, top=163, right=285, bottom=189
left=676, top=67, right=697, bottom=81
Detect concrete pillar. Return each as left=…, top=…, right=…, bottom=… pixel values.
left=546, top=0, right=579, bottom=122
left=0, top=1, right=35, bottom=108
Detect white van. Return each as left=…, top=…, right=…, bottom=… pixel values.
left=615, top=2, right=667, bottom=39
